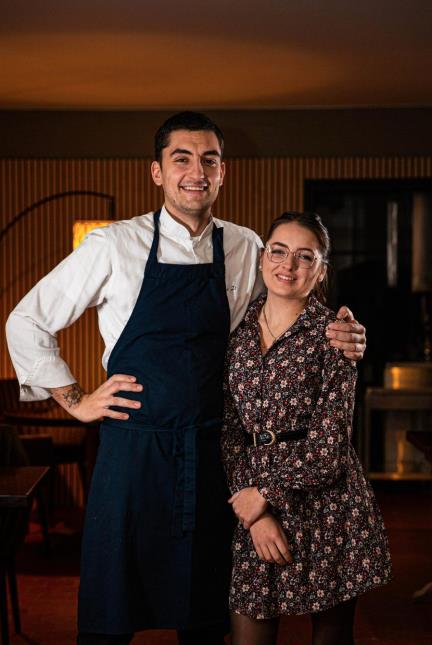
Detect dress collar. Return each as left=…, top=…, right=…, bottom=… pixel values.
left=159, top=206, right=214, bottom=242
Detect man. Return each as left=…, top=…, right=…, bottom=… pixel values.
left=6, top=112, right=366, bottom=644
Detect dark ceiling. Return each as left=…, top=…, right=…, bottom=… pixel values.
left=2, top=0, right=432, bottom=109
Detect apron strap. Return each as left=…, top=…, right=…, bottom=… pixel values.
left=148, top=209, right=162, bottom=265
left=211, top=224, right=225, bottom=267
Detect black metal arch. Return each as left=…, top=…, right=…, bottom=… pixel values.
left=0, top=190, right=116, bottom=244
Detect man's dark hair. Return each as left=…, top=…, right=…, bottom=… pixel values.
left=154, top=111, right=224, bottom=163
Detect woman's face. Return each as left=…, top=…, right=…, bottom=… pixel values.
left=261, top=222, right=327, bottom=301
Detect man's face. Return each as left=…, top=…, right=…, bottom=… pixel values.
left=151, top=129, right=225, bottom=223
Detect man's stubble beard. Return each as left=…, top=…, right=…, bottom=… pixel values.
left=169, top=190, right=219, bottom=220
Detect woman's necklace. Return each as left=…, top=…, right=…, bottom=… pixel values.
left=261, top=303, right=301, bottom=346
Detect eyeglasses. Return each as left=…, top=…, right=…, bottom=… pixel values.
left=265, top=243, right=320, bottom=268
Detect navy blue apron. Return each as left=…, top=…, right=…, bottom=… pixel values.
left=78, top=210, right=234, bottom=634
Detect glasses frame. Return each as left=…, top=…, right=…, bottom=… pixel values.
left=265, top=243, right=321, bottom=269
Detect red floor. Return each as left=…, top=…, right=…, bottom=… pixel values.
left=6, top=487, right=432, bottom=644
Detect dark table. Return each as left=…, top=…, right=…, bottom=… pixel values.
left=0, top=466, right=50, bottom=509
left=5, top=404, right=93, bottom=427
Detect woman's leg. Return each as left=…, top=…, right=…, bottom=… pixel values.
left=230, top=612, right=279, bottom=645
left=311, top=598, right=357, bottom=645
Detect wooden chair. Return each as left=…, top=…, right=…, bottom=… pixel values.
left=0, top=379, right=87, bottom=505
left=0, top=424, right=50, bottom=644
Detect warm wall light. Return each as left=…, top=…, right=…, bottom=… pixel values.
left=0, top=190, right=116, bottom=297
left=73, top=220, right=112, bottom=249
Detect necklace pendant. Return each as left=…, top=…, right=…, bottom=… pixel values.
left=262, top=302, right=300, bottom=344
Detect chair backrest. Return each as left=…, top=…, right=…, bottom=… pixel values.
left=0, top=423, right=32, bottom=557
left=0, top=378, right=56, bottom=424
left=20, top=434, right=54, bottom=466
left=0, top=379, right=20, bottom=420
left=0, top=423, right=29, bottom=467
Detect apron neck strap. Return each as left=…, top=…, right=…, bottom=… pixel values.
left=148, top=209, right=162, bottom=263
left=149, top=209, right=225, bottom=267
left=211, top=223, right=225, bottom=266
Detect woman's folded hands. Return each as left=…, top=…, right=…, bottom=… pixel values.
left=229, top=486, right=268, bottom=529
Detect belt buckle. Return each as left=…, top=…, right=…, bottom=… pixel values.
left=262, top=430, right=276, bottom=446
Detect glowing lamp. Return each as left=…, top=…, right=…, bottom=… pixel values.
left=73, top=220, right=112, bottom=249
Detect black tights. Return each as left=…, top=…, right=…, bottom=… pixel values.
left=231, top=598, right=357, bottom=645
left=230, top=615, right=280, bottom=645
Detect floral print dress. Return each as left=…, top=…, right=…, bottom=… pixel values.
left=221, top=294, right=391, bottom=618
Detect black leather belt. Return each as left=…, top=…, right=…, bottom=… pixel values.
left=245, top=428, right=308, bottom=447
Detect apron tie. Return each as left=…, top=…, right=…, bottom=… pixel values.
left=171, top=421, right=222, bottom=536
left=177, top=426, right=197, bottom=534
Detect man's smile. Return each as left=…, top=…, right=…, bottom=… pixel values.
left=180, top=184, right=208, bottom=192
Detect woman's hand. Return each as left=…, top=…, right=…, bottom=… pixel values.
left=250, top=512, right=292, bottom=565
left=49, top=374, right=143, bottom=423
left=326, top=306, right=366, bottom=361
left=229, top=486, right=268, bottom=529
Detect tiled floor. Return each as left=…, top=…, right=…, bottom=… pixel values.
left=6, top=487, right=432, bottom=644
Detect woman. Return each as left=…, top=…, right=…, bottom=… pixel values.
left=221, top=212, right=391, bottom=645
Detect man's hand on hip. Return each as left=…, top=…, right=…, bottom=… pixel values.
left=49, top=374, right=143, bottom=423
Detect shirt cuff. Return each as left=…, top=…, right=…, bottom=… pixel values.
left=19, top=358, right=77, bottom=401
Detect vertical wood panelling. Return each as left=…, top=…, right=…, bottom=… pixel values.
left=1, top=155, right=431, bottom=505
left=2, top=154, right=431, bottom=384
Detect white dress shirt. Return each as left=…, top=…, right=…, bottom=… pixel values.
left=6, top=207, right=264, bottom=401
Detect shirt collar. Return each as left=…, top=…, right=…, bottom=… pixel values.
left=159, top=205, right=214, bottom=242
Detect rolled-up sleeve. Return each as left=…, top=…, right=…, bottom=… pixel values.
left=6, top=228, right=112, bottom=401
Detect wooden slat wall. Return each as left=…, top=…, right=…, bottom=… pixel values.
left=1, top=155, right=431, bottom=505
left=2, top=155, right=432, bottom=383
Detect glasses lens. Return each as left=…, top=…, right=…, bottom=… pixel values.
left=267, top=245, right=286, bottom=263
left=295, top=249, right=315, bottom=267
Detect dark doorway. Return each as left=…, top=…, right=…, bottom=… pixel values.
left=305, top=179, right=432, bottom=450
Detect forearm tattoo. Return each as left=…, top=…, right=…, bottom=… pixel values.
left=62, top=383, right=85, bottom=408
